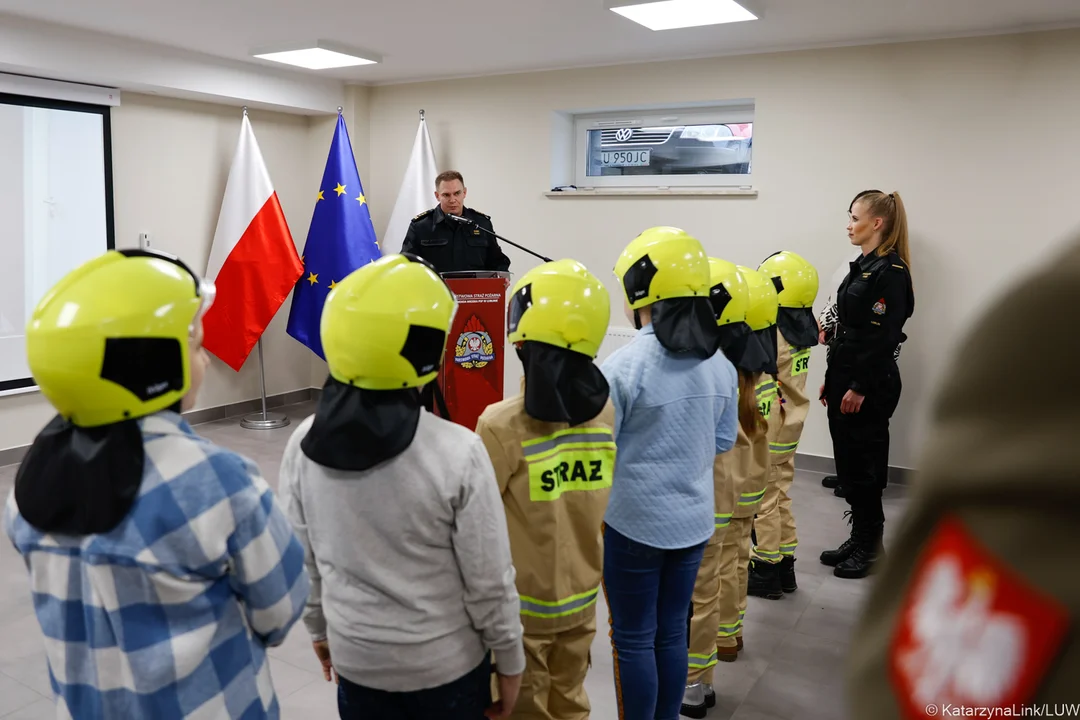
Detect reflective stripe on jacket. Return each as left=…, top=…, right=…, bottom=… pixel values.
left=476, top=393, right=616, bottom=634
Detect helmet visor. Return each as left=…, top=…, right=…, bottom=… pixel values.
left=507, top=283, right=532, bottom=334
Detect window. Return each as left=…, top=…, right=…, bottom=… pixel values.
left=571, top=103, right=754, bottom=189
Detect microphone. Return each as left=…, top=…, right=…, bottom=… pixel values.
left=446, top=212, right=552, bottom=262
left=446, top=214, right=476, bottom=226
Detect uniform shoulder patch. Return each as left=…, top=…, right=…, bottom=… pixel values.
left=412, top=208, right=433, bottom=222
left=888, top=515, right=1069, bottom=716
left=469, top=209, right=491, bottom=220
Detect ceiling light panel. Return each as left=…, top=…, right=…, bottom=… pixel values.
left=608, top=0, right=758, bottom=31
left=253, top=42, right=380, bottom=69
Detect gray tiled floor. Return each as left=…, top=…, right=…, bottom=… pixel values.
left=0, top=402, right=907, bottom=719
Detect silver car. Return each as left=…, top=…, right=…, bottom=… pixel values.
left=591, top=125, right=752, bottom=176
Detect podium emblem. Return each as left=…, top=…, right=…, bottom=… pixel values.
left=454, top=315, right=496, bottom=369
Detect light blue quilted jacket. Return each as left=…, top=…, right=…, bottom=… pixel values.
left=600, top=324, right=739, bottom=550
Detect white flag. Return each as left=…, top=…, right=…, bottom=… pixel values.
left=382, top=113, right=438, bottom=255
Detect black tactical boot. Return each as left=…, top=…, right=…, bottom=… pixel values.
left=778, top=556, right=797, bottom=593
left=833, top=487, right=885, bottom=578
left=821, top=475, right=839, bottom=489
left=833, top=483, right=847, bottom=498
left=820, top=511, right=856, bottom=567
left=834, top=503, right=884, bottom=579
left=833, top=543, right=879, bottom=579
left=747, top=560, right=784, bottom=600
left=820, top=537, right=856, bottom=566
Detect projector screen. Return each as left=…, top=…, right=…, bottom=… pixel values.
left=0, top=93, right=115, bottom=393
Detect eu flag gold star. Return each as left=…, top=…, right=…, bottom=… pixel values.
left=329, top=279, right=338, bottom=290
left=317, top=190, right=324, bottom=201
left=307, top=272, right=318, bottom=285
left=356, top=193, right=366, bottom=206
left=334, top=183, right=346, bottom=196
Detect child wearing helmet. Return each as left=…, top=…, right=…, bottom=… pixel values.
left=682, top=257, right=771, bottom=718
left=600, top=227, right=739, bottom=720
left=711, top=266, right=782, bottom=666
left=277, top=254, right=525, bottom=720
left=747, top=251, right=820, bottom=600
left=474, top=259, right=615, bottom=720
left=4, top=249, right=310, bottom=718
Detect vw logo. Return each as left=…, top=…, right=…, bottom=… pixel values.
left=615, top=128, right=633, bottom=142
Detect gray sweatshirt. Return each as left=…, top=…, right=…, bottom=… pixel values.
left=278, top=412, right=525, bottom=692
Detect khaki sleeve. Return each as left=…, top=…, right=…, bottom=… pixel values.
left=474, top=415, right=516, bottom=496
left=846, top=236, right=1080, bottom=715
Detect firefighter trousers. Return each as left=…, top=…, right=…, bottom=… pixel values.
left=512, top=618, right=596, bottom=720
left=686, top=528, right=729, bottom=685
left=716, top=516, right=753, bottom=651
left=753, top=458, right=798, bottom=564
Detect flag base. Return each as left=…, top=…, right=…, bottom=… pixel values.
left=240, top=411, right=290, bottom=430
left=238, top=338, right=289, bottom=431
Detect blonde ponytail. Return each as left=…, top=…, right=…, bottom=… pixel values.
left=859, top=191, right=911, bottom=267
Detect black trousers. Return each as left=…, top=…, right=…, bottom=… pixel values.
left=825, top=364, right=902, bottom=531
left=337, top=656, right=492, bottom=720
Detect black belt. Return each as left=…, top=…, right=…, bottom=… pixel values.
left=835, top=324, right=907, bottom=346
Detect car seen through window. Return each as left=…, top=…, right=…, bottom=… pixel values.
left=586, top=123, right=753, bottom=177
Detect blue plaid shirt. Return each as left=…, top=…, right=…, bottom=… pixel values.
left=3, top=411, right=309, bottom=719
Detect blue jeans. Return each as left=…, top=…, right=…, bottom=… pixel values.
left=602, top=524, right=707, bottom=720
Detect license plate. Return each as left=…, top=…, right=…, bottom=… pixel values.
left=601, top=150, right=651, bottom=167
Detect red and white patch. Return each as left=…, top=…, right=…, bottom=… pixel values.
left=888, top=516, right=1069, bottom=717
left=873, top=298, right=887, bottom=315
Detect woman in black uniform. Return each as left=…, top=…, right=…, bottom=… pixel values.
left=818, top=191, right=914, bottom=580
left=818, top=190, right=904, bottom=499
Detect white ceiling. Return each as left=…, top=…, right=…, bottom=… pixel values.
left=2, top=0, right=1080, bottom=86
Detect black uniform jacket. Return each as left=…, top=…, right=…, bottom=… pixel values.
left=400, top=206, right=511, bottom=275
left=831, top=249, right=914, bottom=394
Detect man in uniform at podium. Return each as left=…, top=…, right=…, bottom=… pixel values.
left=402, top=170, right=512, bottom=275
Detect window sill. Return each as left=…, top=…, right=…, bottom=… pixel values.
left=545, top=187, right=757, bottom=198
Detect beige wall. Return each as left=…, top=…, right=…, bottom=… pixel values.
left=362, top=29, right=1080, bottom=470
left=0, top=93, right=331, bottom=451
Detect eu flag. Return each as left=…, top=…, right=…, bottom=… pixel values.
left=286, top=114, right=381, bottom=359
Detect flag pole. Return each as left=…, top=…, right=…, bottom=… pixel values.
left=235, top=105, right=288, bottom=431
left=240, top=338, right=290, bottom=430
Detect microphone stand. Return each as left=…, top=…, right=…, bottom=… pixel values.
left=450, top=216, right=552, bottom=262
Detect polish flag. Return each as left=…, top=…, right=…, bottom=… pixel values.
left=381, top=112, right=438, bottom=255
left=202, top=115, right=303, bottom=371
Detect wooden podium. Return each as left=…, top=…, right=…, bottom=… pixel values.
left=437, top=271, right=512, bottom=432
